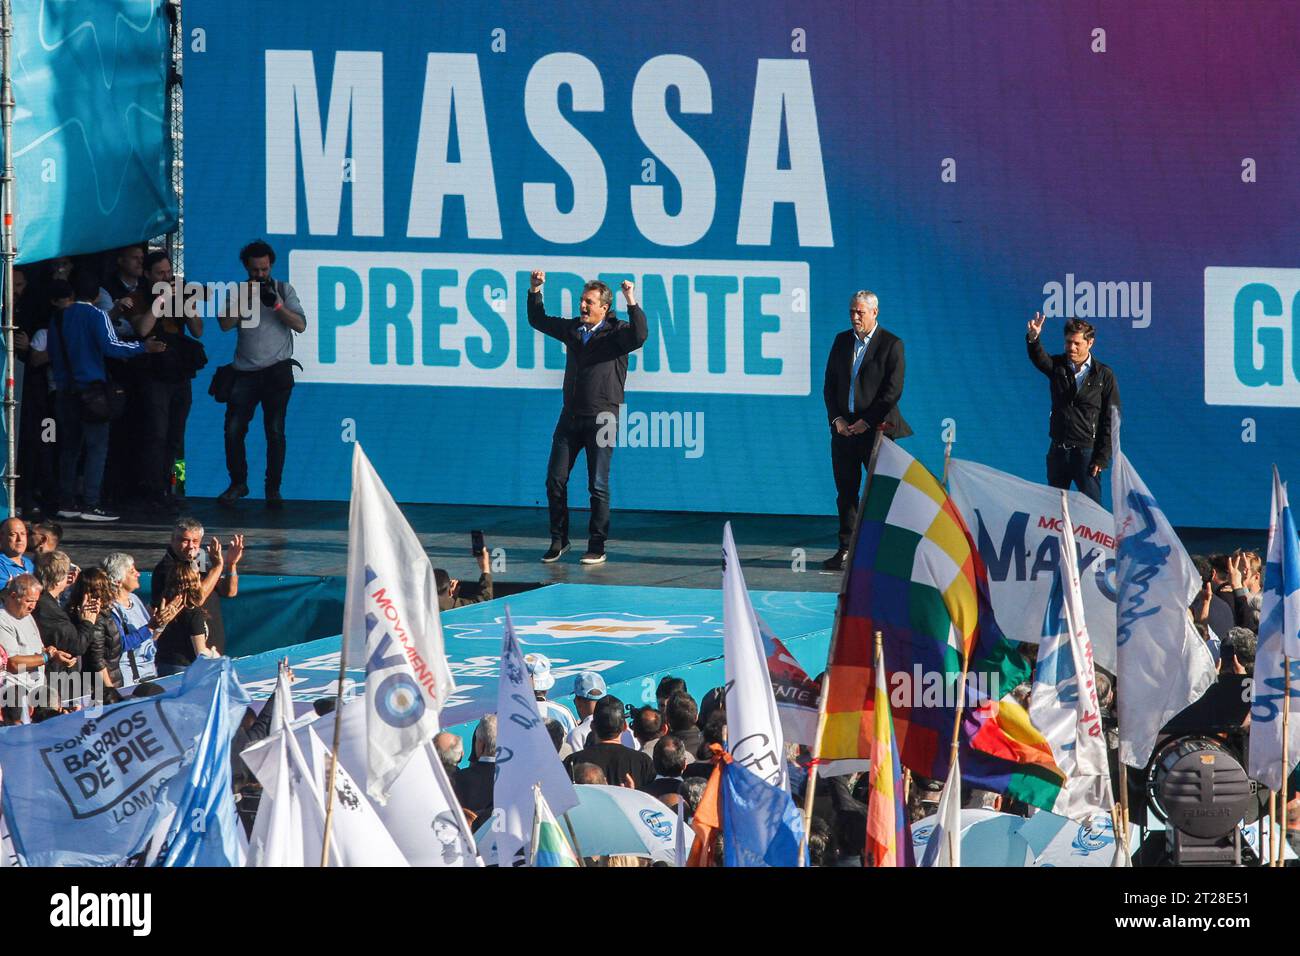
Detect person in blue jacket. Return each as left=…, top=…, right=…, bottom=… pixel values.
left=46, top=268, right=164, bottom=522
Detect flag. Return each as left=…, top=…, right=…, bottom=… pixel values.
left=920, top=757, right=961, bottom=867
left=531, top=785, right=580, bottom=867
left=687, top=752, right=724, bottom=867
left=247, top=663, right=295, bottom=864
left=714, top=747, right=807, bottom=867
left=759, top=616, right=821, bottom=746
left=722, top=522, right=788, bottom=790
left=306, top=726, right=409, bottom=866
left=948, top=457, right=1119, bottom=672
left=1249, top=466, right=1300, bottom=791
left=0, top=657, right=248, bottom=867
left=487, top=608, right=578, bottom=866
left=1030, top=492, right=1114, bottom=821
left=820, top=436, right=1065, bottom=809
left=1110, top=411, right=1215, bottom=768
left=342, top=443, right=455, bottom=803
left=242, top=697, right=480, bottom=867
left=866, top=635, right=913, bottom=866
left=250, top=703, right=335, bottom=867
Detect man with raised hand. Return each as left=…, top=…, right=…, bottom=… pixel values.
left=528, top=271, right=647, bottom=566
left=1025, top=312, right=1120, bottom=505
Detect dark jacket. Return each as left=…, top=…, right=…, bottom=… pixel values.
left=77, top=610, right=125, bottom=691
left=438, top=572, right=493, bottom=612
left=823, top=327, right=911, bottom=437
left=527, top=291, right=648, bottom=416
left=564, top=741, right=655, bottom=790
left=32, top=591, right=83, bottom=666
left=1026, top=336, right=1120, bottom=469
left=452, top=760, right=496, bottom=826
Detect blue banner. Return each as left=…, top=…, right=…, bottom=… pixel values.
left=180, top=0, right=1300, bottom=527
left=0, top=658, right=247, bottom=867
left=12, top=0, right=177, bottom=263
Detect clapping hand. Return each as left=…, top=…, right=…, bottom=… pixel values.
left=225, top=533, right=245, bottom=567
left=149, top=594, right=184, bottom=632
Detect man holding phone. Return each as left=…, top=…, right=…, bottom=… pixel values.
left=435, top=532, right=494, bottom=612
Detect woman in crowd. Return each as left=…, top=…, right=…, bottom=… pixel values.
left=68, top=568, right=181, bottom=702
left=154, top=563, right=215, bottom=676
left=31, top=550, right=81, bottom=667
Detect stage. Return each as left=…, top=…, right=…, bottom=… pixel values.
left=53, top=498, right=1262, bottom=597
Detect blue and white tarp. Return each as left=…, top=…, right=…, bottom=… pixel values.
left=0, top=658, right=248, bottom=867
left=12, top=0, right=177, bottom=263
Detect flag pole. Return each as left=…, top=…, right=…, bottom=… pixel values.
left=1281, top=656, right=1291, bottom=868
left=562, top=812, right=588, bottom=867
left=530, top=784, right=542, bottom=866
left=319, top=636, right=349, bottom=866
left=799, top=428, right=886, bottom=864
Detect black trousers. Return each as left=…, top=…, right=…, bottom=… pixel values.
left=831, top=431, right=877, bottom=551
left=16, top=379, right=57, bottom=511
left=545, top=410, right=613, bottom=551
left=225, top=366, right=293, bottom=492
left=1046, top=442, right=1102, bottom=505
left=144, top=378, right=192, bottom=497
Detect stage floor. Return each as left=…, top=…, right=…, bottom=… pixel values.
left=51, top=498, right=1265, bottom=597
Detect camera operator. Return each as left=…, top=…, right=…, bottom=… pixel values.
left=217, top=240, right=307, bottom=510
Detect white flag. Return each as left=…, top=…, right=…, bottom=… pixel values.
left=920, top=758, right=961, bottom=867
left=249, top=710, right=335, bottom=867
left=721, top=522, right=788, bottom=790
left=1110, top=411, right=1215, bottom=768
left=307, top=726, right=410, bottom=867
left=1248, top=467, right=1300, bottom=792
left=343, top=443, right=455, bottom=803
left=1030, top=492, right=1114, bottom=821
left=244, top=698, right=480, bottom=867
left=488, top=608, right=578, bottom=866
left=948, top=458, right=1119, bottom=672
left=247, top=664, right=296, bottom=865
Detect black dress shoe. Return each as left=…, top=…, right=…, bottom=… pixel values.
left=822, top=550, right=847, bottom=572
left=217, top=482, right=249, bottom=505
left=265, top=488, right=284, bottom=511
left=541, top=540, right=570, bottom=563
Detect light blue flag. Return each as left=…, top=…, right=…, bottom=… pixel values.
left=720, top=759, right=807, bottom=867
left=0, top=658, right=248, bottom=867
left=158, top=659, right=251, bottom=866
left=1248, top=467, right=1300, bottom=792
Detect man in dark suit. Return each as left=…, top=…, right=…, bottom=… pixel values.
left=527, top=271, right=648, bottom=566
left=822, top=291, right=911, bottom=571
left=452, top=714, right=497, bottom=828
left=1025, top=313, right=1119, bottom=505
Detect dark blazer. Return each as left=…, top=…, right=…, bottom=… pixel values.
left=452, top=760, right=496, bottom=825
left=1026, top=337, right=1120, bottom=469
left=527, top=291, right=648, bottom=416
left=822, top=327, right=911, bottom=437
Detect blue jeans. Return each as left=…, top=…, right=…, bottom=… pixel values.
left=1047, top=442, right=1102, bottom=504
left=56, top=390, right=110, bottom=509
left=545, top=411, right=613, bottom=551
